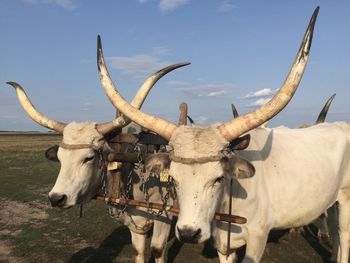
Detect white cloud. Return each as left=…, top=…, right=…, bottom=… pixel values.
left=22, top=0, right=37, bottom=3
left=207, top=90, right=227, bottom=97
left=246, top=98, right=271, bottom=108
left=106, top=46, right=176, bottom=79
left=152, top=46, right=172, bottom=56
left=196, top=115, right=208, bottom=124
left=80, top=101, right=92, bottom=111
left=107, top=54, right=170, bottom=79
left=159, top=0, right=189, bottom=12
left=0, top=115, right=16, bottom=120
left=218, top=0, right=235, bottom=13
left=166, top=80, right=189, bottom=86
left=137, top=0, right=189, bottom=12
left=244, top=88, right=277, bottom=99
left=22, top=0, right=76, bottom=11
left=54, top=0, right=75, bottom=10
left=168, top=80, right=233, bottom=98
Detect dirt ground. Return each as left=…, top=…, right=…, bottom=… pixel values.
left=0, top=133, right=339, bottom=262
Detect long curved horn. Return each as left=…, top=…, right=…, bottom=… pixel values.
left=218, top=7, right=319, bottom=141
left=315, top=93, right=336, bottom=124
left=97, top=35, right=189, bottom=140
left=6, top=82, right=66, bottom=133
left=96, top=62, right=190, bottom=135
left=231, top=103, right=239, bottom=118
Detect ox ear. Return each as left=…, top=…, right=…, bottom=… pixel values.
left=45, top=145, right=59, bottom=162
left=145, top=153, right=171, bottom=174
left=226, top=155, right=255, bottom=179
left=229, top=134, right=250, bottom=151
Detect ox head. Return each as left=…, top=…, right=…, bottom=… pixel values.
left=7, top=62, right=189, bottom=208
left=96, top=7, right=319, bottom=242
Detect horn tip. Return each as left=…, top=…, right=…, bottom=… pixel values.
left=310, top=6, right=320, bottom=27
left=298, top=6, right=320, bottom=60
left=173, top=62, right=191, bottom=69
left=315, top=6, right=320, bottom=14
left=328, top=93, right=336, bottom=103
left=97, top=36, right=102, bottom=52
left=172, top=62, right=191, bottom=69
left=6, top=81, right=20, bottom=89
left=97, top=35, right=104, bottom=71
left=327, top=93, right=336, bottom=104
left=310, top=6, right=320, bottom=29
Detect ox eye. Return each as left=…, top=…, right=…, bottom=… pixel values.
left=214, top=176, right=225, bottom=185
left=83, top=155, right=94, bottom=164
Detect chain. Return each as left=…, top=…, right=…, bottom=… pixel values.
left=107, top=140, right=147, bottom=223
left=126, top=141, right=155, bottom=230
left=99, top=149, right=108, bottom=197
left=159, top=175, right=172, bottom=217
left=143, top=166, right=174, bottom=217
left=98, top=148, right=121, bottom=220
left=107, top=138, right=176, bottom=224
left=107, top=140, right=137, bottom=219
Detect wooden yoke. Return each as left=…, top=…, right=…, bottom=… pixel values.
left=173, top=102, right=188, bottom=209
left=108, top=103, right=189, bottom=198
left=109, top=110, right=123, bottom=199
left=178, top=102, right=188, bottom=126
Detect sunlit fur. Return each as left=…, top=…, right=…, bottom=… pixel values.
left=49, top=122, right=104, bottom=207
left=169, top=122, right=350, bottom=263
left=48, top=122, right=174, bottom=263
left=171, top=161, right=225, bottom=242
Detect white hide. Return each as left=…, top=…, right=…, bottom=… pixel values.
left=169, top=122, right=350, bottom=263
left=48, top=122, right=173, bottom=263
left=49, top=122, right=104, bottom=207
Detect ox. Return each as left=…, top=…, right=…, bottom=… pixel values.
left=6, top=62, right=188, bottom=263
left=232, top=93, right=337, bottom=243
left=97, top=7, right=350, bottom=263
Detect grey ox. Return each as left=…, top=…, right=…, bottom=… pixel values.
left=7, top=62, right=189, bottom=263
left=97, top=7, right=350, bottom=263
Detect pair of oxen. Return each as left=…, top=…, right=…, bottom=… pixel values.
left=7, top=6, right=350, bottom=263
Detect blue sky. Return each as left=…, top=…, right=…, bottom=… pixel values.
left=1, top=0, right=350, bottom=131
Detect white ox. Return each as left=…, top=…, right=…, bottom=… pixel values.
left=6, top=62, right=188, bottom=263
left=231, top=93, right=338, bottom=249
left=97, top=7, right=350, bottom=263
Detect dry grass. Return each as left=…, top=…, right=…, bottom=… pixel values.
left=0, top=132, right=61, bottom=150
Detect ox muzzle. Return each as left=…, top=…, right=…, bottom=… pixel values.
left=177, top=226, right=202, bottom=243
left=48, top=193, right=68, bottom=208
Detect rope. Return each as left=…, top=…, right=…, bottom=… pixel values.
left=59, top=141, right=105, bottom=151
left=169, top=150, right=229, bottom=164
left=226, top=178, right=233, bottom=258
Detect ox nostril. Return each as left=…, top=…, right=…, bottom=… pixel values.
left=193, top=228, right=201, bottom=239
left=57, top=194, right=67, bottom=207
left=48, top=193, right=67, bottom=207
left=177, top=226, right=202, bottom=243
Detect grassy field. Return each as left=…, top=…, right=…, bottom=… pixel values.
left=0, top=133, right=334, bottom=262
